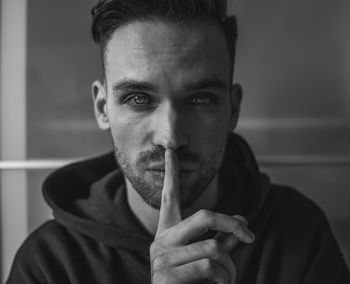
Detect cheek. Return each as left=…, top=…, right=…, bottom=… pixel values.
left=188, top=108, right=230, bottom=139
left=108, top=111, right=149, bottom=157
left=185, top=115, right=229, bottom=158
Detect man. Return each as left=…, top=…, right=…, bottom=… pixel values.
left=7, top=0, right=350, bottom=283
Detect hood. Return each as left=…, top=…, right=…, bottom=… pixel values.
left=43, top=133, right=271, bottom=254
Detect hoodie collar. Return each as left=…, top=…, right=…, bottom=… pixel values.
left=43, top=133, right=270, bottom=253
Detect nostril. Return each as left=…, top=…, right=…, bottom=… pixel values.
left=153, top=133, right=188, bottom=151
left=151, top=107, right=188, bottom=149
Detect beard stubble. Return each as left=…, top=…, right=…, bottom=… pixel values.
left=114, top=143, right=226, bottom=209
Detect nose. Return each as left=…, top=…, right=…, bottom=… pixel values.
left=151, top=103, right=188, bottom=150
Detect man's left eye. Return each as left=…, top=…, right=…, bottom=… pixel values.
left=191, top=95, right=215, bottom=105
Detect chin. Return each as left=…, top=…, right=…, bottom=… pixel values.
left=138, top=176, right=210, bottom=210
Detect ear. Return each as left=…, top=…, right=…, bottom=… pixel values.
left=228, top=83, right=243, bottom=132
left=92, top=80, right=110, bottom=131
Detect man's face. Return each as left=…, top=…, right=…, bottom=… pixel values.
left=93, top=19, right=240, bottom=209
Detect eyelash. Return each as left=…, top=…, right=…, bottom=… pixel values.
left=189, top=94, right=218, bottom=105
left=123, top=93, right=218, bottom=107
left=125, top=94, right=153, bottom=106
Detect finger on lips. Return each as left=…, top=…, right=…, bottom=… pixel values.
left=152, top=150, right=253, bottom=284
left=156, top=149, right=181, bottom=237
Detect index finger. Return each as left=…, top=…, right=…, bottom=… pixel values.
left=156, top=149, right=182, bottom=237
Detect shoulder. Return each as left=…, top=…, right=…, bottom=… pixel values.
left=16, top=220, right=76, bottom=254
left=254, top=181, right=336, bottom=257
left=261, top=183, right=334, bottom=242
left=263, top=183, right=327, bottom=226
left=256, top=182, right=350, bottom=282
left=7, top=220, right=127, bottom=284
left=7, top=220, right=80, bottom=283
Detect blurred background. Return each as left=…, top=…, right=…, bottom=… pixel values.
left=1, top=0, right=349, bottom=281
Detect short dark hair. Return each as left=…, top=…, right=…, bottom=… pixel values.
left=91, top=0, right=238, bottom=73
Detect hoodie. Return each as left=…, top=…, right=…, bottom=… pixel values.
left=7, top=133, right=350, bottom=283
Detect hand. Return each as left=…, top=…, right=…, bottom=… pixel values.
left=150, top=149, right=255, bottom=284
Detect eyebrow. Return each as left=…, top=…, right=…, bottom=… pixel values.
left=112, top=77, right=228, bottom=95
left=112, top=80, right=156, bottom=94
left=184, top=78, right=229, bottom=92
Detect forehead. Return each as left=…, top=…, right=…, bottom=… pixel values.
left=104, top=19, right=231, bottom=87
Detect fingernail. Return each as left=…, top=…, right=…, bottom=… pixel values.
left=246, top=229, right=255, bottom=243
left=233, top=215, right=248, bottom=226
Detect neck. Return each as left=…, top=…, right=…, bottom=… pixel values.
left=126, top=176, right=220, bottom=236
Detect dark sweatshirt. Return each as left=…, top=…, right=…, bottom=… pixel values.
left=7, top=134, right=350, bottom=283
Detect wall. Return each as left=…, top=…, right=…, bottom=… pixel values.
left=22, top=0, right=350, bottom=269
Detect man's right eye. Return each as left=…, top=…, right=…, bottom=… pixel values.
left=125, top=94, right=153, bottom=106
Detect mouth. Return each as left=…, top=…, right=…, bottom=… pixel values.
left=147, top=170, right=165, bottom=177
left=147, top=163, right=197, bottom=172
left=146, top=169, right=194, bottom=178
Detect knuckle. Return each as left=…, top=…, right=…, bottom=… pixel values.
left=150, top=242, right=157, bottom=253
left=231, top=217, right=242, bottom=230
left=205, top=239, right=225, bottom=262
left=231, top=217, right=250, bottom=241
left=205, top=239, right=220, bottom=253
left=150, top=242, right=161, bottom=257
left=200, top=258, right=214, bottom=275
left=151, top=269, right=165, bottom=283
left=152, top=254, right=166, bottom=270
left=233, top=214, right=248, bottom=226
left=201, top=259, right=229, bottom=283
left=153, top=268, right=179, bottom=284
left=197, top=209, right=214, bottom=224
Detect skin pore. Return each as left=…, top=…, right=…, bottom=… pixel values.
left=93, top=19, right=241, bottom=235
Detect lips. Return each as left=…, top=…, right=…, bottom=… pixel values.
left=147, top=163, right=196, bottom=172
left=148, top=170, right=165, bottom=177
left=146, top=168, right=194, bottom=178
